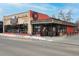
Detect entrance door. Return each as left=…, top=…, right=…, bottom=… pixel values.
left=41, top=24, right=56, bottom=36
left=32, top=25, right=41, bottom=35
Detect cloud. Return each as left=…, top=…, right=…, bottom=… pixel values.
left=0, top=8, right=5, bottom=21
left=9, top=3, right=57, bottom=12
left=6, top=3, right=58, bottom=17
left=34, top=3, right=57, bottom=11
left=8, top=3, right=24, bottom=7
left=6, top=3, right=79, bottom=22
left=62, top=4, right=79, bottom=14
left=0, top=8, right=4, bottom=13
left=31, top=5, right=48, bottom=11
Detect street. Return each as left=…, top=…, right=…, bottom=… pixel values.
left=0, top=35, right=79, bottom=56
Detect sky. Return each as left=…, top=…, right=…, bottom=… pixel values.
left=0, top=3, right=79, bottom=23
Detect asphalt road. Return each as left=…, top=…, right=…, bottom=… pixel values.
left=0, top=35, right=79, bottom=56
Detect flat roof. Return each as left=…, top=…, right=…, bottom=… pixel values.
left=4, top=11, right=28, bottom=17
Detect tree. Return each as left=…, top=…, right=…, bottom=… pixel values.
left=52, top=14, right=56, bottom=18
left=57, top=9, right=72, bottom=22
left=65, top=10, right=72, bottom=22
left=58, top=9, right=65, bottom=20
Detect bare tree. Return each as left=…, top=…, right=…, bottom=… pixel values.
left=65, top=10, right=72, bottom=22
left=58, top=9, right=65, bottom=20
left=57, top=9, right=72, bottom=22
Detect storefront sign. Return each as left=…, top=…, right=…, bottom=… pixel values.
left=53, top=20, right=62, bottom=24
left=32, top=12, right=38, bottom=21
left=10, top=16, right=18, bottom=25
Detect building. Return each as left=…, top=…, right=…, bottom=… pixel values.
left=0, top=21, right=3, bottom=33
left=76, top=20, right=79, bottom=32
left=3, top=10, right=76, bottom=36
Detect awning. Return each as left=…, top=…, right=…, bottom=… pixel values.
left=31, top=18, right=76, bottom=26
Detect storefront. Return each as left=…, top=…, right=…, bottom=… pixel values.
left=32, top=19, right=70, bottom=36
left=4, top=24, right=28, bottom=33
left=3, top=10, right=76, bottom=36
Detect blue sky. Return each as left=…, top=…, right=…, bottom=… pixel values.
left=0, top=3, right=79, bottom=22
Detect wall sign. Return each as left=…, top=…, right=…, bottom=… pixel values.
left=10, top=16, right=18, bottom=25
left=32, top=12, right=38, bottom=21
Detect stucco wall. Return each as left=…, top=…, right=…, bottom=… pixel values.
left=3, top=12, right=29, bottom=25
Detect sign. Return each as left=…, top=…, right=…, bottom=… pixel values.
left=32, top=12, right=38, bottom=20
left=10, top=16, right=18, bottom=25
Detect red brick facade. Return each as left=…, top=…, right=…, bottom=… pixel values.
left=29, top=10, right=50, bottom=20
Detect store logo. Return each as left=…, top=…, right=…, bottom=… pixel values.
left=10, top=16, right=18, bottom=25
left=32, top=12, right=38, bottom=21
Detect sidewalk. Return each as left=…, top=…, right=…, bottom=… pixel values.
left=0, top=33, right=79, bottom=46
left=0, top=33, right=66, bottom=41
